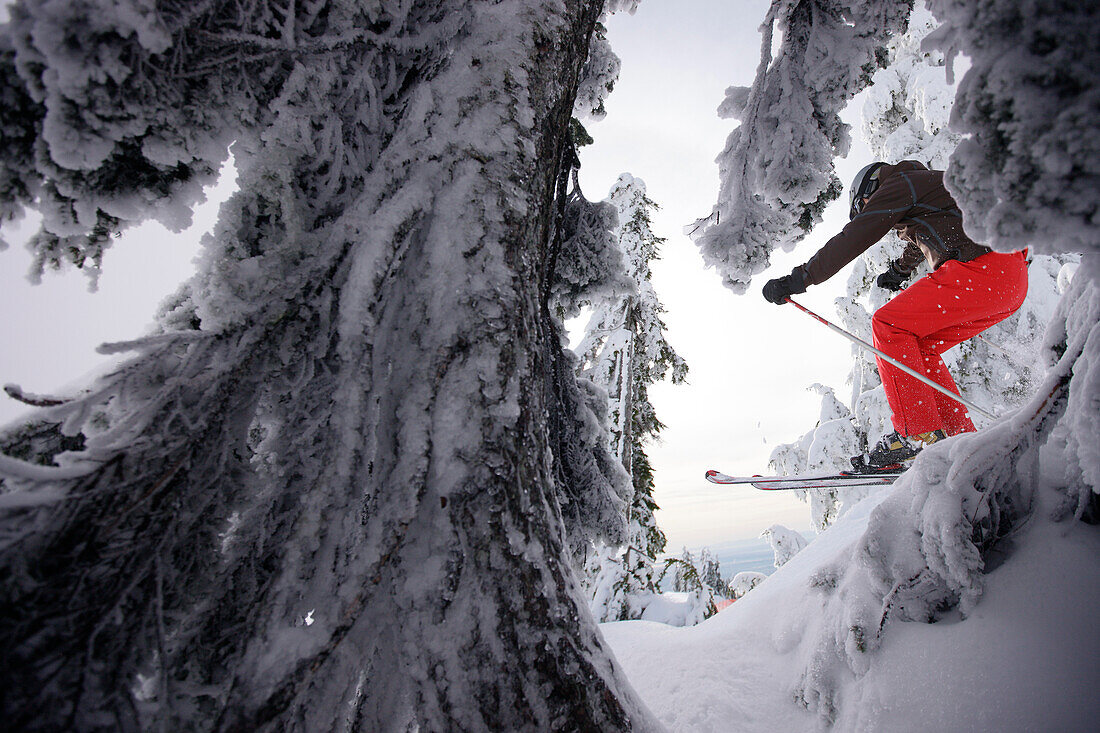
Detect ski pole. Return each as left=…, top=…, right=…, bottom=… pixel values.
left=785, top=298, right=997, bottom=421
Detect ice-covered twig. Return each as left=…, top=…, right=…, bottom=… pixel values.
left=3, top=383, right=70, bottom=407
left=0, top=486, right=68, bottom=511
left=0, top=453, right=98, bottom=482
left=95, top=330, right=217, bottom=355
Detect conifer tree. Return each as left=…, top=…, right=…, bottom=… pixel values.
left=0, top=1, right=661, bottom=730
left=668, top=547, right=696, bottom=593
left=656, top=548, right=717, bottom=624
left=697, top=547, right=724, bottom=594
left=575, top=174, right=687, bottom=621
left=578, top=174, right=688, bottom=485
left=727, top=571, right=766, bottom=600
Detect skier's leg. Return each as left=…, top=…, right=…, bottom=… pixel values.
left=914, top=311, right=1016, bottom=435
left=914, top=251, right=1030, bottom=433
left=872, top=251, right=1028, bottom=437
left=872, top=283, right=957, bottom=437
left=916, top=351, right=975, bottom=435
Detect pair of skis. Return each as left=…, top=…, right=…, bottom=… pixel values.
left=704, top=467, right=904, bottom=491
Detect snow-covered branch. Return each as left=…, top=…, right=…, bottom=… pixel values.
left=926, top=0, right=1100, bottom=258
left=689, top=0, right=912, bottom=292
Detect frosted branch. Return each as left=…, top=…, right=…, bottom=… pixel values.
left=0, top=453, right=98, bottom=482
left=95, top=330, right=217, bottom=356
left=690, top=0, right=912, bottom=292
left=3, top=384, right=70, bottom=407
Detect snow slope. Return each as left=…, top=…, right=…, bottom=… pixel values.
left=601, top=484, right=1100, bottom=732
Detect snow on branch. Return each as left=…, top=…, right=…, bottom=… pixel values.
left=604, top=0, right=641, bottom=14
left=0, top=452, right=98, bottom=482
left=574, top=23, right=621, bottom=120
left=0, top=0, right=395, bottom=281
left=3, top=383, right=69, bottom=407
left=689, top=0, right=913, bottom=293
left=924, top=0, right=1100, bottom=258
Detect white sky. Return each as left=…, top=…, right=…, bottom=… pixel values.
left=0, top=0, right=880, bottom=550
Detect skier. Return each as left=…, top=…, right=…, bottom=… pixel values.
left=762, top=160, right=1029, bottom=469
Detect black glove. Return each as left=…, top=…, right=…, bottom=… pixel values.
left=876, top=262, right=909, bottom=292
left=762, top=271, right=807, bottom=305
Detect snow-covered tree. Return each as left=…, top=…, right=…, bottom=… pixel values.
left=0, top=2, right=662, bottom=730
left=574, top=21, right=620, bottom=122
left=697, top=547, right=724, bottom=594
left=768, top=4, right=1078, bottom=529
left=761, top=524, right=809, bottom=568
left=769, top=383, right=861, bottom=529
left=578, top=174, right=687, bottom=491
left=586, top=541, right=662, bottom=622
left=656, top=548, right=718, bottom=625
left=727, top=570, right=767, bottom=600
left=859, top=4, right=960, bottom=169
left=588, top=542, right=725, bottom=627
left=576, top=173, right=686, bottom=621
left=924, top=0, right=1099, bottom=517
left=665, top=547, right=696, bottom=593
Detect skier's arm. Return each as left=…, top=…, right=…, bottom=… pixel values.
left=874, top=241, right=923, bottom=291
left=791, top=173, right=915, bottom=287
left=893, top=241, right=924, bottom=274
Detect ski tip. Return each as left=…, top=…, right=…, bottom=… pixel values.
left=705, top=469, right=743, bottom=479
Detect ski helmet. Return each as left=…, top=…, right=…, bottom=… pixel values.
left=849, top=162, right=886, bottom=219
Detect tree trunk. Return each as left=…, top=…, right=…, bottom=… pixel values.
left=0, top=1, right=658, bottom=730
left=620, top=305, right=637, bottom=477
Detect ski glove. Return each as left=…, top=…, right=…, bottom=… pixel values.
left=762, top=271, right=807, bottom=305
left=876, top=262, right=909, bottom=292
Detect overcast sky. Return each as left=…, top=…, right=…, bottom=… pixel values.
left=0, top=0, right=885, bottom=550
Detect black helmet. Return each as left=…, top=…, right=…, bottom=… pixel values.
left=849, top=162, right=886, bottom=219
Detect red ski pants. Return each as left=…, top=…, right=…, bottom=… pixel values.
left=871, top=251, right=1029, bottom=437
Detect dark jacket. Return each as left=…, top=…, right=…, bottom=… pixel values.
left=792, top=160, right=990, bottom=287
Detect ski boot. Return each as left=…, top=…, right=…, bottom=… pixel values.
left=851, top=429, right=947, bottom=472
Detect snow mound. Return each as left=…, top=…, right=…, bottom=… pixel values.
left=601, top=485, right=1100, bottom=732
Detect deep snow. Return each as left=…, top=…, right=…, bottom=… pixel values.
left=601, top=484, right=1100, bottom=732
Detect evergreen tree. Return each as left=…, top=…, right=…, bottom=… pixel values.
left=727, top=571, right=766, bottom=600
left=668, top=547, right=696, bottom=593
left=578, top=174, right=688, bottom=491
left=761, top=524, right=808, bottom=568
left=575, top=174, right=687, bottom=622
left=0, top=1, right=661, bottom=730
left=697, top=547, right=724, bottom=595
left=657, top=548, right=717, bottom=624
left=585, top=540, right=661, bottom=622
